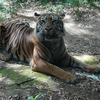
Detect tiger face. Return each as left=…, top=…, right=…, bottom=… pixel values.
left=34, top=13, right=65, bottom=41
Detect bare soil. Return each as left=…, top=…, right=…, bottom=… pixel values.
left=0, top=3, right=100, bottom=100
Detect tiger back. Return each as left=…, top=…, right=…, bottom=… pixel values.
left=0, top=20, right=34, bottom=62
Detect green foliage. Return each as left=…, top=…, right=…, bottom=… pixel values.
left=15, top=0, right=27, bottom=3
left=0, top=14, right=4, bottom=21
left=0, top=0, right=15, bottom=20
left=38, top=0, right=99, bottom=7
left=45, top=4, right=65, bottom=13
left=24, top=94, right=41, bottom=100
left=67, top=0, right=88, bottom=7
left=39, top=0, right=49, bottom=3
left=0, top=0, right=20, bottom=21
left=0, top=0, right=100, bottom=21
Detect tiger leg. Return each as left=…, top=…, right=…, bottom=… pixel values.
left=30, top=58, right=78, bottom=84
left=61, top=53, right=100, bottom=73
left=0, top=52, right=11, bottom=61
left=70, top=56, right=100, bottom=73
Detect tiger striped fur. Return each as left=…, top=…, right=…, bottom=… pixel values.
left=0, top=13, right=100, bottom=84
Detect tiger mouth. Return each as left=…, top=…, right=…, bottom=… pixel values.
left=45, top=35, right=59, bottom=39
left=45, top=34, right=58, bottom=39
left=45, top=35, right=53, bottom=39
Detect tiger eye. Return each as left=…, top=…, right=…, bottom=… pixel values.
left=52, top=20, right=58, bottom=24
left=39, top=19, right=45, bottom=24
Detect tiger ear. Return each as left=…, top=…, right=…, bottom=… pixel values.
left=34, top=12, right=41, bottom=20
left=34, top=12, right=41, bottom=17
left=59, top=13, right=65, bottom=19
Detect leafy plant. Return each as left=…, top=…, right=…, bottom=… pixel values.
left=16, top=0, right=27, bottom=3
left=38, top=0, right=99, bottom=7
left=46, top=4, right=65, bottom=13
left=0, top=0, right=15, bottom=14
left=39, top=0, right=49, bottom=3
left=27, top=96, right=34, bottom=100
left=0, top=14, right=4, bottom=21
left=24, top=94, right=41, bottom=100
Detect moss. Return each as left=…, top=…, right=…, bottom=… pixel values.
left=74, top=55, right=100, bottom=65
left=0, top=64, right=52, bottom=87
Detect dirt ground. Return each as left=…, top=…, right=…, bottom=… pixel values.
left=0, top=2, right=100, bottom=100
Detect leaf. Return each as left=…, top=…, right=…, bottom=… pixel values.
left=19, top=3, right=24, bottom=8
left=28, top=96, right=34, bottom=100
left=34, top=94, right=41, bottom=100
left=47, top=91, right=53, bottom=93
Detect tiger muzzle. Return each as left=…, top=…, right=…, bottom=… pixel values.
left=44, top=27, right=58, bottom=39
left=45, top=26, right=52, bottom=32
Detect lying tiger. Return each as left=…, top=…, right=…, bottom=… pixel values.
left=0, top=13, right=100, bottom=83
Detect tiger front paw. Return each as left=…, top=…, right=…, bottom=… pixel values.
left=64, top=72, right=78, bottom=84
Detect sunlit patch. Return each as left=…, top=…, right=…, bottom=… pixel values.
left=74, top=55, right=99, bottom=65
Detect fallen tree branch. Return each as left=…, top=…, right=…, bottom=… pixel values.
left=16, top=77, right=36, bottom=86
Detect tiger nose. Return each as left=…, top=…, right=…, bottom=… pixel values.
left=45, top=26, right=52, bottom=31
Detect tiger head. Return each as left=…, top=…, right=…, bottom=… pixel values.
left=34, top=12, right=65, bottom=41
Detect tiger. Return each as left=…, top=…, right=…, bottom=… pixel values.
left=0, top=13, right=100, bottom=84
